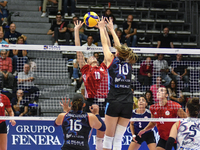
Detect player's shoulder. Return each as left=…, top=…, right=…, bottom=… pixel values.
left=168, top=100, right=181, bottom=107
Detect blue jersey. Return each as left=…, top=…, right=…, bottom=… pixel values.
left=132, top=109, right=151, bottom=134
left=106, top=57, right=133, bottom=103
left=62, top=110, right=91, bottom=150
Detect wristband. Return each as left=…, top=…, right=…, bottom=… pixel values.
left=132, top=134, right=136, bottom=138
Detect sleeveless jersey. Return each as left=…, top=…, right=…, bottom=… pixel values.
left=132, top=109, right=151, bottom=134
left=106, top=57, right=133, bottom=103
left=177, top=118, right=200, bottom=150
left=150, top=100, right=181, bottom=140
left=0, top=94, right=11, bottom=123
left=62, top=110, right=91, bottom=150
left=81, top=62, right=108, bottom=99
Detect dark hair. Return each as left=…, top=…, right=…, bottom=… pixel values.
left=168, top=80, right=177, bottom=92
left=105, top=8, right=112, bottom=16
left=71, top=94, right=84, bottom=111
left=139, top=95, right=148, bottom=103
left=17, top=36, right=25, bottom=44
left=186, top=97, right=200, bottom=117
left=93, top=52, right=99, bottom=56
left=145, top=90, right=153, bottom=105
left=116, top=28, right=122, bottom=33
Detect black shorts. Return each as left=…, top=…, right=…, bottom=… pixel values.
left=157, top=138, right=177, bottom=149
left=105, top=102, right=133, bottom=119
left=132, top=131, right=156, bottom=145
left=0, top=121, right=7, bottom=134
left=83, top=98, right=106, bottom=117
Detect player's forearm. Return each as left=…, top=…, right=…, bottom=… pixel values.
left=74, top=28, right=80, bottom=46
left=110, top=28, right=121, bottom=47
left=99, top=27, right=108, bottom=46
left=104, top=27, right=111, bottom=47
left=144, top=122, right=156, bottom=132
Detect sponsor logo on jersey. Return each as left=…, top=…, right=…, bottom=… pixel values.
left=0, top=102, right=4, bottom=107
left=165, top=111, right=170, bottom=116
left=154, top=112, right=157, bottom=115
left=66, top=134, right=72, bottom=139
left=100, top=68, right=104, bottom=71
left=115, top=78, right=121, bottom=82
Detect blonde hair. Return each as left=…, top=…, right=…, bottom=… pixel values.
left=114, top=44, right=138, bottom=64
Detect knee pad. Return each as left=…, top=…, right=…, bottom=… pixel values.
left=103, top=135, right=114, bottom=149
left=96, top=137, right=104, bottom=150
left=113, top=124, right=127, bottom=150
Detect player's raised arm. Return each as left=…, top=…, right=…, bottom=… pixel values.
left=106, top=17, right=121, bottom=47
left=74, top=20, right=86, bottom=69
left=98, top=17, right=114, bottom=67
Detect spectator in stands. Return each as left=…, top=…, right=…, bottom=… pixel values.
left=167, top=80, right=185, bottom=107
left=157, top=27, right=174, bottom=48
left=103, top=8, right=113, bottom=19
left=93, top=52, right=103, bottom=64
left=145, top=90, right=154, bottom=107
left=153, top=54, right=172, bottom=86
left=12, top=36, right=28, bottom=74
left=138, top=57, right=153, bottom=86
left=113, top=28, right=126, bottom=46
left=64, top=0, right=76, bottom=17
left=67, top=16, right=87, bottom=45
left=0, top=50, right=14, bottom=89
left=71, top=55, right=79, bottom=86
left=131, top=85, right=138, bottom=109
left=18, top=63, right=39, bottom=103
left=171, top=54, right=189, bottom=83
left=82, top=35, right=96, bottom=59
left=0, top=0, right=8, bottom=25
left=4, top=23, right=27, bottom=44
left=0, top=31, right=8, bottom=52
left=41, top=0, right=61, bottom=17
left=150, top=76, right=164, bottom=103
left=47, top=13, right=70, bottom=45
left=12, top=89, right=28, bottom=116
left=123, top=15, right=137, bottom=47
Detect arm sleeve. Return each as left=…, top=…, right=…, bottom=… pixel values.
left=50, top=24, right=55, bottom=31
left=4, top=32, right=8, bottom=38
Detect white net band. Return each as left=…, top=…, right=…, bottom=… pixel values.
left=1, top=44, right=200, bottom=54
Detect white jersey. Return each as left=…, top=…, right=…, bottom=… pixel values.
left=177, top=118, right=200, bottom=150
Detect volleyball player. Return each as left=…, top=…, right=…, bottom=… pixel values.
left=0, top=94, right=16, bottom=150
left=55, top=94, right=106, bottom=150
left=128, top=96, right=156, bottom=150
left=97, top=17, right=137, bottom=150
left=138, top=87, right=187, bottom=150
left=74, top=20, right=109, bottom=150
left=165, top=97, right=200, bottom=150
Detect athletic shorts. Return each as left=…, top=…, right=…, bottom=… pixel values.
left=0, top=121, right=7, bottom=134
left=105, top=102, right=133, bottom=119
left=157, top=138, right=177, bottom=149
left=83, top=98, right=106, bottom=117
left=132, top=131, right=156, bottom=145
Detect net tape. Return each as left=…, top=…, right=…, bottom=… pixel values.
left=0, top=116, right=187, bottom=122
left=1, top=44, right=200, bottom=54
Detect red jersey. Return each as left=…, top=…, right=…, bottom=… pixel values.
left=80, top=63, right=108, bottom=98
left=0, top=94, right=11, bottom=123
left=150, top=100, right=181, bottom=141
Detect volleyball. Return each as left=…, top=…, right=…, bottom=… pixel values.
left=84, top=12, right=99, bottom=27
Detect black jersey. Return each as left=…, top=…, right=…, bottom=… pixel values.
left=62, top=110, right=91, bottom=150
left=106, top=57, right=133, bottom=103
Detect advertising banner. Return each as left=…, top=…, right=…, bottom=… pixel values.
left=6, top=120, right=174, bottom=150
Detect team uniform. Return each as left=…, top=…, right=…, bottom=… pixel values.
left=176, top=118, right=200, bottom=150
left=0, top=94, right=11, bottom=133
left=80, top=62, right=108, bottom=117
left=61, top=110, right=91, bottom=150
left=105, top=57, right=133, bottom=119
left=131, top=109, right=156, bottom=145
left=150, top=100, right=181, bottom=149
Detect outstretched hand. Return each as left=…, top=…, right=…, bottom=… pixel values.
left=74, top=20, right=84, bottom=31
left=60, top=98, right=71, bottom=113
left=105, top=17, right=114, bottom=31
left=96, top=16, right=106, bottom=29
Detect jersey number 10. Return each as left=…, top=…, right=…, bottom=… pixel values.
left=119, top=64, right=129, bottom=75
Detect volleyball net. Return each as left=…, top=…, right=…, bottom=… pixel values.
left=0, top=44, right=200, bottom=121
